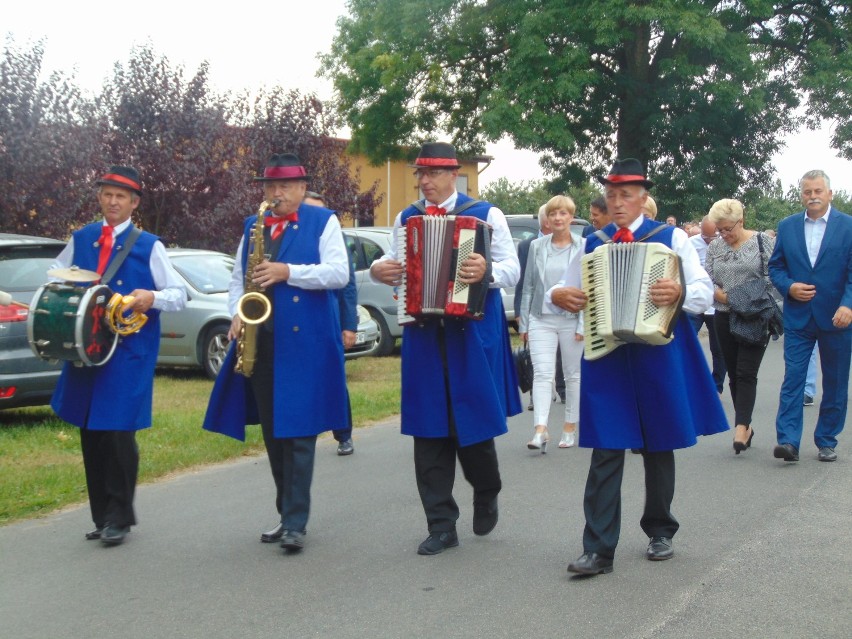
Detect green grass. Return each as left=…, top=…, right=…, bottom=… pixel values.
left=0, top=356, right=401, bottom=524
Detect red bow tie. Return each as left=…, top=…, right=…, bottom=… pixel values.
left=265, top=212, right=298, bottom=240
left=612, top=227, right=635, bottom=243
left=425, top=205, right=446, bottom=216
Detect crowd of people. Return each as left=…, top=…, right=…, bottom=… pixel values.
left=46, top=146, right=849, bottom=581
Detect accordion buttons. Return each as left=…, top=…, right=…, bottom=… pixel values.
left=292, top=295, right=300, bottom=303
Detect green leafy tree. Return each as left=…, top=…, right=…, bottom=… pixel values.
left=323, top=1, right=850, bottom=215
left=480, top=177, right=553, bottom=215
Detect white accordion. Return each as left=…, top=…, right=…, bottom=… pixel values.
left=581, top=242, right=684, bottom=361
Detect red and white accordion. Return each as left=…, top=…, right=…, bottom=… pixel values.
left=396, top=215, right=492, bottom=324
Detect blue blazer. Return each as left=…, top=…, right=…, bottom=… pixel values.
left=769, top=207, right=852, bottom=332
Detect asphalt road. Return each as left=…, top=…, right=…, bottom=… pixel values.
left=2, top=336, right=850, bottom=639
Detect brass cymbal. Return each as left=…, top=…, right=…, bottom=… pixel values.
left=47, top=266, right=101, bottom=282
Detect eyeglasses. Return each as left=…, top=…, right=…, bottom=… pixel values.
left=413, top=169, right=449, bottom=180
left=717, top=220, right=742, bottom=235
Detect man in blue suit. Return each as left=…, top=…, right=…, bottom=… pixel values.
left=769, top=169, right=852, bottom=463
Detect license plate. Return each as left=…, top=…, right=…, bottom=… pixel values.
left=355, top=331, right=366, bottom=344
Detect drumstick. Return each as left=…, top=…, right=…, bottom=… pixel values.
left=0, top=290, right=28, bottom=308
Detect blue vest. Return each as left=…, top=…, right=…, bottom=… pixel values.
left=203, top=203, right=349, bottom=440
left=579, top=219, right=728, bottom=451
left=397, top=193, right=522, bottom=446
left=51, top=222, right=161, bottom=431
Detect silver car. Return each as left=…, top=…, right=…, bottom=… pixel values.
left=160, top=248, right=378, bottom=379
left=0, top=233, right=65, bottom=409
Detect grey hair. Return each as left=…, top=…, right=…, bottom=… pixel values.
left=800, top=170, right=831, bottom=190
left=538, top=204, right=548, bottom=228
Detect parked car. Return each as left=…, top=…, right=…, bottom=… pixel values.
left=0, top=233, right=66, bottom=409
left=160, top=248, right=379, bottom=379
left=342, top=227, right=401, bottom=356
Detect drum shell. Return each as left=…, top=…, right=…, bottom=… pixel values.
left=27, top=283, right=118, bottom=367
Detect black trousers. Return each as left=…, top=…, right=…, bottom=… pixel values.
left=413, top=436, right=501, bottom=533
left=250, top=329, right=317, bottom=532
left=714, top=312, right=769, bottom=426
left=80, top=428, right=139, bottom=528
left=582, top=449, right=678, bottom=558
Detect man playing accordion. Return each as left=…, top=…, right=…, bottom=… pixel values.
left=552, top=159, right=727, bottom=576
left=370, top=142, right=521, bottom=556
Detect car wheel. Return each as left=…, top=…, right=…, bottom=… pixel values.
left=202, top=324, right=230, bottom=380
left=367, top=308, right=395, bottom=357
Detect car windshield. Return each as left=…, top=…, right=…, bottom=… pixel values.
left=0, top=245, right=64, bottom=291
left=170, top=253, right=234, bottom=293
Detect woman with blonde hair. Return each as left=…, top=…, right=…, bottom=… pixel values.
left=705, top=199, right=776, bottom=454
left=519, top=195, right=585, bottom=452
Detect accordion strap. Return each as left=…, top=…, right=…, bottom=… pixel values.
left=594, top=222, right=669, bottom=244
left=411, top=198, right=482, bottom=216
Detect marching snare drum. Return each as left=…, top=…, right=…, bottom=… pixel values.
left=27, top=283, right=119, bottom=367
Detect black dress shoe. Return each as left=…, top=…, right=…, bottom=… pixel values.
left=567, top=552, right=613, bottom=575
left=773, top=443, right=799, bottom=462
left=280, top=530, right=305, bottom=552
left=818, top=446, right=837, bottom=462
left=100, top=524, right=129, bottom=546
left=85, top=526, right=104, bottom=540
left=646, top=536, right=674, bottom=561
left=261, top=523, right=284, bottom=543
left=417, top=530, right=459, bottom=555
left=472, top=499, right=498, bottom=536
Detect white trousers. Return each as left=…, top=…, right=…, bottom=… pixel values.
left=528, top=314, right=582, bottom=427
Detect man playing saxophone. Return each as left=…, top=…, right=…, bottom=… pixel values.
left=203, top=153, right=350, bottom=553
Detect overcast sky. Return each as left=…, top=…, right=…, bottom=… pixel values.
left=5, top=0, right=851, bottom=197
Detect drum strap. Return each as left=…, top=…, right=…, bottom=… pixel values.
left=101, top=226, right=143, bottom=285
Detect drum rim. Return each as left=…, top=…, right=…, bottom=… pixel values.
left=75, top=284, right=119, bottom=367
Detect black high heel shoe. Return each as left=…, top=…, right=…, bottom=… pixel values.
left=733, top=426, right=754, bottom=454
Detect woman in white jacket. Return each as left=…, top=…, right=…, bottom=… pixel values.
left=519, top=195, right=585, bottom=452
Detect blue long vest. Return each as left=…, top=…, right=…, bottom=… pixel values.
left=51, top=223, right=161, bottom=431
left=398, top=194, right=522, bottom=446
left=579, top=219, right=728, bottom=451
left=203, top=204, right=348, bottom=441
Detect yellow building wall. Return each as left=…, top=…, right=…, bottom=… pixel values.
left=347, top=153, right=482, bottom=228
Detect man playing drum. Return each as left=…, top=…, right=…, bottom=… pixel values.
left=50, top=166, right=186, bottom=546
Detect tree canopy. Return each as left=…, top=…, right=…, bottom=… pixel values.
left=322, top=0, right=851, bottom=214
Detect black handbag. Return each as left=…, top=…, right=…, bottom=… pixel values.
left=728, top=233, right=783, bottom=345
left=513, top=343, right=534, bottom=393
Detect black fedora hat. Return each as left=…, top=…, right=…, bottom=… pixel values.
left=96, top=165, right=143, bottom=196
left=409, top=142, right=462, bottom=169
left=254, top=153, right=311, bottom=182
left=596, top=158, right=655, bottom=189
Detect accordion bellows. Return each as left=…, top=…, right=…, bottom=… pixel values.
left=396, top=215, right=491, bottom=324
left=582, top=242, right=685, bottom=360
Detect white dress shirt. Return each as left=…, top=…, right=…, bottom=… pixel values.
left=804, top=209, right=830, bottom=267
left=689, top=233, right=715, bottom=315
left=53, top=218, right=187, bottom=312
left=370, top=191, right=520, bottom=288
left=228, top=214, right=349, bottom=316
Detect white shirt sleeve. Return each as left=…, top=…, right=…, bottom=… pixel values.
left=287, top=215, right=349, bottom=290
left=672, top=228, right=713, bottom=315
left=486, top=206, right=521, bottom=289
left=228, top=235, right=246, bottom=318
left=149, top=241, right=188, bottom=312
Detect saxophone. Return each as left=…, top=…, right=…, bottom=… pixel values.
left=234, top=199, right=278, bottom=377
